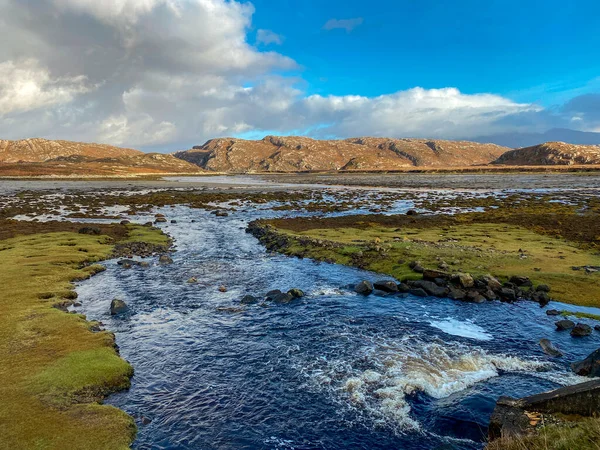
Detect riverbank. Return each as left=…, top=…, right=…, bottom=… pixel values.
left=0, top=221, right=169, bottom=450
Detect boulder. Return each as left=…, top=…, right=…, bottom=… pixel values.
left=218, top=285, right=228, bottom=293
left=510, top=275, right=533, bottom=287
left=110, top=299, right=128, bottom=315
left=539, top=339, right=563, bottom=357
left=499, top=287, right=517, bottom=302
left=409, top=288, right=428, bottom=298
left=406, top=209, right=418, bottom=216
left=159, top=254, right=173, bottom=265
left=354, top=281, right=374, bottom=296
left=410, top=280, right=448, bottom=297
left=452, top=273, right=474, bottom=289
left=465, top=291, right=486, bottom=304
left=422, top=269, right=449, bottom=281
left=546, top=309, right=561, bottom=316
left=536, top=284, right=551, bottom=293
left=482, top=289, right=498, bottom=300
left=448, top=288, right=467, bottom=300
left=215, top=211, right=229, bottom=217
left=596, top=325, right=600, bottom=332
left=241, top=295, right=259, bottom=305
left=481, top=275, right=502, bottom=291
left=120, top=220, right=131, bottom=225
left=373, top=280, right=399, bottom=293
left=288, top=288, right=305, bottom=298
left=571, top=349, right=600, bottom=377
left=272, top=292, right=294, bottom=304
left=571, top=323, right=593, bottom=337
left=265, top=290, right=283, bottom=300
left=555, top=319, right=575, bottom=331
left=531, top=291, right=551, bottom=306
left=154, top=217, right=167, bottom=223
left=78, top=226, right=101, bottom=235
left=396, top=283, right=410, bottom=293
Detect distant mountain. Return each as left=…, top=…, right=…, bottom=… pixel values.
left=175, top=136, right=509, bottom=172
left=0, top=138, right=202, bottom=176
left=473, top=128, right=600, bottom=149
left=493, top=142, right=600, bottom=165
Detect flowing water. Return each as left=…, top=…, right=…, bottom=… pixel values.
left=72, top=190, right=600, bottom=450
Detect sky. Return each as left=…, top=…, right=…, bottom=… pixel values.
left=0, top=0, right=599, bottom=151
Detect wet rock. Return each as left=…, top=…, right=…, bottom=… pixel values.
left=155, top=213, right=166, bottom=218
left=510, top=275, right=532, bottom=287
left=396, top=283, right=410, bottom=294
left=288, top=288, right=305, bottom=298
left=571, top=323, right=593, bottom=337
left=555, top=319, right=575, bottom=331
left=187, top=277, right=198, bottom=284
left=596, top=325, right=600, bottom=332
left=571, top=349, right=600, bottom=377
left=78, top=226, right=101, bottom=235
left=159, top=254, right=173, bottom=265
left=110, top=299, right=128, bottom=315
left=452, top=273, right=474, bottom=289
left=423, top=269, right=449, bottom=281
left=482, top=289, right=498, bottom=301
left=373, top=289, right=391, bottom=297
left=406, top=209, right=418, bottom=216
left=409, top=288, right=428, bottom=298
left=481, top=275, right=502, bottom=291
left=265, top=290, right=283, bottom=301
left=120, top=220, right=131, bottom=225
left=241, top=295, right=259, bottom=305
left=448, top=288, right=467, bottom=300
left=154, top=217, right=167, bottom=223
left=499, top=287, right=517, bottom=302
left=373, top=280, right=399, bottom=293
left=465, top=291, right=486, bottom=304
left=171, top=220, right=177, bottom=224
left=354, top=281, right=374, bottom=296
left=411, top=280, right=448, bottom=297
left=488, top=397, right=531, bottom=441
left=215, top=211, right=229, bottom=217
left=218, top=285, right=228, bottom=293
left=531, top=291, right=551, bottom=306
left=141, top=416, right=152, bottom=426
left=539, top=339, right=563, bottom=357
left=546, top=309, right=561, bottom=316
left=272, top=292, right=294, bottom=304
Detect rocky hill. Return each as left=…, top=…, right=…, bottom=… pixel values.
left=493, top=142, right=600, bottom=165
left=0, top=138, right=201, bottom=176
left=174, top=136, right=509, bottom=172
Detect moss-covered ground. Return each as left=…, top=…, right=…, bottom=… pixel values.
left=0, top=223, right=168, bottom=450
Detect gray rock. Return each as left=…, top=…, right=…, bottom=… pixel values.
left=288, top=288, right=305, bottom=298
left=571, top=349, right=600, bottom=377
left=465, top=291, right=486, bottom=304
left=510, top=276, right=533, bottom=287
left=596, top=325, right=600, bottom=332
left=422, top=269, right=449, bottom=281
left=154, top=217, right=167, bottom=223
left=373, top=280, right=399, bottom=293
left=411, top=280, right=448, bottom=297
left=265, top=290, right=283, bottom=300
left=240, top=295, right=259, bottom=305
left=499, top=287, right=517, bottom=302
left=536, top=284, right=551, bottom=293
left=555, top=319, right=575, bottom=331
left=546, top=309, right=561, bottom=316
left=571, top=323, right=593, bottom=337
left=159, top=254, right=173, bottom=265
left=272, top=292, right=294, bottom=304
left=481, top=275, right=502, bottom=291
left=110, top=299, right=128, bottom=315
left=452, top=273, right=474, bottom=289
left=448, top=288, right=467, bottom=300
left=397, top=283, right=410, bottom=293
left=539, top=339, right=563, bottom=357
left=409, top=288, right=428, bottom=297
left=354, top=280, right=374, bottom=296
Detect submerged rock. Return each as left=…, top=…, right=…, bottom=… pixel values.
left=571, top=349, right=600, bottom=377
left=571, top=323, right=593, bottom=337
left=159, top=254, right=173, bottom=265
left=265, top=289, right=283, bottom=300
left=271, top=292, right=294, bottom=304
left=539, top=338, right=563, bottom=357
left=110, top=299, right=128, bottom=315
left=408, top=288, right=428, bottom=297
left=354, top=280, right=374, bottom=296
left=240, top=295, right=259, bottom=305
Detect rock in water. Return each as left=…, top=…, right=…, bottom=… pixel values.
left=354, top=280, right=374, bottom=296
left=555, top=319, right=575, bottom=331
left=265, top=290, right=283, bottom=301
left=218, top=285, right=228, bottom=293
left=287, top=288, right=305, bottom=298
left=240, top=295, right=259, bottom=305
left=546, top=309, right=561, bottom=316
left=572, top=349, right=600, bottom=377
left=110, top=299, right=128, bottom=315
left=571, top=323, right=593, bottom=337
left=539, top=339, right=563, bottom=357
left=159, top=254, right=173, bottom=265
left=373, top=280, right=399, bottom=293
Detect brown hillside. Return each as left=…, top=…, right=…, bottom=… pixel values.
left=175, top=136, right=509, bottom=172
left=493, top=142, right=600, bottom=165
left=0, top=138, right=142, bottom=163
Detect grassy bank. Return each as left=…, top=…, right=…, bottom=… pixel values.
left=0, top=222, right=169, bottom=450
left=251, top=209, right=600, bottom=307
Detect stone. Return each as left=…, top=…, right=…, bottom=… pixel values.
left=272, top=292, right=294, bottom=304
left=448, top=288, right=467, bottom=300
left=154, top=217, right=167, bottom=223
left=171, top=220, right=177, bottom=224
left=241, top=295, right=259, bottom=305
left=532, top=291, right=551, bottom=306
left=536, top=284, right=551, bottom=293
left=141, top=416, right=152, bottom=426
left=110, top=299, right=127, bottom=315
left=546, top=309, right=561, bottom=316
left=412, top=264, right=424, bottom=274
left=422, top=269, right=449, bottom=281
left=120, top=220, right=130, bottom=225
left=265, top=290, right=283, bottom=300
left=571, top=323, right=593, bottom=337
left=354, top=280, right=374, bottom=296
left=596, top=325, right=600, bottom=332
left=159, top=254, right=173, bottom=265
left=409, top=288, right=428, bottom=297
left=482, top=289, right=498, bottom=300
left=499, top=287, right=517, bottom=302
left=396, top=283, right=410, bottom=293
left=215, top=211, right=229, bottom=217
left=187, top=277, right=198, bottom=284
left=452, top=273, right=474, bottom=289
left=555, top=319, right=575, bottom=331
left=287, top=288, right=305, bottom=298
left=571, top=349, right=600, bottom=377
left=218, top=285, right=228, bottom=293
left=78, top=226, right=101, bottom=235
left=465, top=291, right=486, bottom=304
left=481, top=275, right=502, bottom=291
left=509, top=275, right=533, bottom=287
left=539, top=339, right=563, bottom=357
left=406, top=209, right=418, bottom=216
left=410, top=280, right=448, bottom=297
left=373, top=280, right=399, bottom=293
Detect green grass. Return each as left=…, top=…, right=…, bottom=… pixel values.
left=560, top=311, right=600, bottom=321
left=0, top=225, right=166, bottom=450
left=272, top=222, right=600, bottom=307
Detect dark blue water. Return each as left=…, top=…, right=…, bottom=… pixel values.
left=77, top=203, right=600, bottom=450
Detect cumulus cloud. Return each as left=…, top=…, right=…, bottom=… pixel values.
left=323, top=17, right=364, bottom=33
left=256, top=29, right=284, bottom=45
left=0, top=0, right=597, bottom=150
left=0, top=59, right=91, bottom=116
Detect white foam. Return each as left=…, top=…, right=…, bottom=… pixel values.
left=429, top=318, right=493, bottom=341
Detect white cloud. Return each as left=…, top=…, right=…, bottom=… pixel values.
left=0, top=59, right=91, bottom=116
left=323, top=17, right=364, bottom=33
left=256, top=29, right=284, bottom=46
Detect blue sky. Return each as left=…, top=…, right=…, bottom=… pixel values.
left=0, top=0, right=599, bottom=150
left=251, top=0, right=600, bottom=104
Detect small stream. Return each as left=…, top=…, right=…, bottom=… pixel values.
left=74, top=193, right=600, bottom=450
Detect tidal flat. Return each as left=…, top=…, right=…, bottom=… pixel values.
left=1, top=173, right=600, bottom=450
